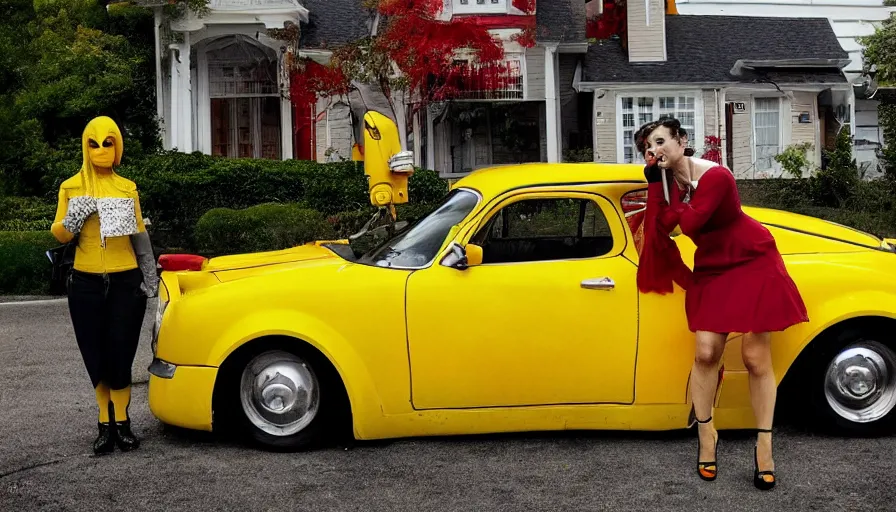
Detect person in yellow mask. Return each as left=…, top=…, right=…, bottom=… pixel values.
left=50, top=116, right=158, bottom=455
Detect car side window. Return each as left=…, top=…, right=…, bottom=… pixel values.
left=470, top=197, right=614, bottom=264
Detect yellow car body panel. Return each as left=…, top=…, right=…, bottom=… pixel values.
left=149, top=162, right=896, bottom=440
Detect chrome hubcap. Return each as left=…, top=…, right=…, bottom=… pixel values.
left=239, top=351, right=320, bottom=436
left=824, top=341, right=896, bottom=423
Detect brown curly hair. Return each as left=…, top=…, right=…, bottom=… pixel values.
left=634, top=117, right=695, bottom=158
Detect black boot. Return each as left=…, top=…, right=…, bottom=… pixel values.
left=93, top=423, right=115, bottom=455
left=114, top=420, right=140, bottom=452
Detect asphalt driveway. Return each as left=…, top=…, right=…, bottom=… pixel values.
left=1, top=298, right=894, bottom=511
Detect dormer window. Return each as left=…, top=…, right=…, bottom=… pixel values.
left=454, top=0, right=507, bottom=15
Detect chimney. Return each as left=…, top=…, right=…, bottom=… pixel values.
left=627, top=0, right=667, bottom=63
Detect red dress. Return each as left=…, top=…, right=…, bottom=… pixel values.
left=636, top=165, right=809, bottom=334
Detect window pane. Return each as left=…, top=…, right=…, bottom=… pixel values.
left=755, top=98, right=780, bottom=171
left=359, top=189, right=481, bottom=268
left=473, top=198, right=615, bottom=263
left=621, top=97, right=633, bottom=111
left=211, top=98, right=232, bottom=157
left=260, top=97, right=281, bottom=160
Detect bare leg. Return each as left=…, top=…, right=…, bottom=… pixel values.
left=692, top=331, right=727, bottom=468
left=742, top=332, right=776, bottom=477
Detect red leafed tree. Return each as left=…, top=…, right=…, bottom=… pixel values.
left=287, top=0, right=536, bottom=151
left=586, top=0, right=627, bottom=43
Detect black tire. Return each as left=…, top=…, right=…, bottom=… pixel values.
left=215, top=341, right=349, bottom=451
left=803, top=327, right=896, bottom=436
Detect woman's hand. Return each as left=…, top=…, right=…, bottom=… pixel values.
left=644, top=161, right=664, bottom=184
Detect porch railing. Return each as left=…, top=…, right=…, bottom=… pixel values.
left=442, top=60, right=524, bottom=101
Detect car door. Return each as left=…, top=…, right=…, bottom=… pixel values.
left=405, top=188, right=639, bottom=410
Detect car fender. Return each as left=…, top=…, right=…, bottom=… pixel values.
left=210, top=308, right=386, bottom=433
left=776, top=289, right=896, bottom=379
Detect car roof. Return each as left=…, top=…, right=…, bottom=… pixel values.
left=451, top=162, right=646, bottom=197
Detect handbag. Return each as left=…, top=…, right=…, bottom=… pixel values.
left=46, top=236, right=78, bottom=295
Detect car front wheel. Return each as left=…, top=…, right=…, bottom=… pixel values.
left=232, top=349, right=327, bottom=450
left=809, top=333, right=896, bottom=436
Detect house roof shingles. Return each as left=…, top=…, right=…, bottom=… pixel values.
left=536, top=0, right=587, bottom=44
left=300, top=0, right=371, bottom=49
left=583, top=15, right=850, bottom=84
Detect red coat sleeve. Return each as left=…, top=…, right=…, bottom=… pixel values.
left=663, top=167, right=730, bottom=237
left=636, top=179, right=693, bottom=294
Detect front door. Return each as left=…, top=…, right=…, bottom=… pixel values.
left=405, top=190, right=639, bottom=409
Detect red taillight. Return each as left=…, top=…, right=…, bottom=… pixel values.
left=621, top=189, right=647, bottom=215
left=158, top=254, right=207, bottom=272
left=621, top=189, right=648, bottom=254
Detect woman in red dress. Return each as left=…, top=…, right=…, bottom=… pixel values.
left=633, top=118, right=809, bottom=490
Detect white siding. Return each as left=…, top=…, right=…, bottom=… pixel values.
left=526, top=47, right=545, bottom=100
left=790, top=91, right=819, bottom=164
left=594, top=90, right=616, bottom=163
left=627, top=0, right=666, bottom=62
left=703, top=89, right=719, bottom=141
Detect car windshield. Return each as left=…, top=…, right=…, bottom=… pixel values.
left=357, top=189, right=480, bottom=269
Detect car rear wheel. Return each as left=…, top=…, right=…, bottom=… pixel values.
left=808, top=332, right=896, bottom=436
left=222, top=347, right=338, bottom=451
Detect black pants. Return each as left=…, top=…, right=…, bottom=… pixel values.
left=67, top=268, right=147, bottom=390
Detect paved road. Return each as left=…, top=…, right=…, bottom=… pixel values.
left=1, top=299, right=894, bottom=511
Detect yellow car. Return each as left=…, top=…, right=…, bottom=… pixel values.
left=148, top=163, right=896, bottom=450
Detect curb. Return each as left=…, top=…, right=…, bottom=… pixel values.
left=0, top=295, right=64, bottom=304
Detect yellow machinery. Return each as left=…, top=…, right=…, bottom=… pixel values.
left=352, top=110, right=415, bottom=238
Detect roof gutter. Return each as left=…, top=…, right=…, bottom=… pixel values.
left=730, top=58, right=851, bottom=76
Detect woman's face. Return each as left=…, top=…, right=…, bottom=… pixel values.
left=644, top=125, right=686, bottom=169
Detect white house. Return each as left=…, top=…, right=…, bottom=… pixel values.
left=673, top=0, right=896, bottom=176
left=576, top=2, right=857, bottom=179
left=149, top=0, right=592, bottom=178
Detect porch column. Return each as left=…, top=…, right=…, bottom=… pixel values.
left=168, top=43, right=180, bottom=152
left=153, top=8, right=167, bottom=149
left=169, top=33, right=193, bottom=153
left=544, top=44, right=560, bottom=163
left=281, top=95, right=294, bottom=160
left=426, top=108, right=435, bottom=171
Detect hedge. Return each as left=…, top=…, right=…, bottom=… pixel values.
left=0, top=231, right=58, bottom=295
left=195, top=203, right=336, bottom=256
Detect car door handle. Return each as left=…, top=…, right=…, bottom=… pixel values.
left=581, top=277, right=615, bottom=290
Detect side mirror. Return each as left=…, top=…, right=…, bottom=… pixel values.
left=465, top=243, right=483, bottom=266
left=440, top=242, right=483, bottom=270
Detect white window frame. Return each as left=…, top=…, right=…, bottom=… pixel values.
left=750, top=95, right=790, bottom=177
left=615, top=91, right=704, bottom=164
left=453, top=0, right=508, bottom=15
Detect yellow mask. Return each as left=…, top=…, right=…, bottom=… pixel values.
left=79, top=116, right=125, bottom=194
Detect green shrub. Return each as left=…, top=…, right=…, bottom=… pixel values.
left=811, top=128, right=860, bottom=208
left=0, top=196, right=57, bottom=222
left=0, top=231, right=58, bottom=295
left=194, top=203, right=337, bottom=256
left=774, top=142, right=814, bottom=179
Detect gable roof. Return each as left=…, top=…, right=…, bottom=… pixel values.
left=536, top=0, right=587, bottom=44
left=300, top=0, right=371, bottom=49
left=583, top=15, right=850, bottom=84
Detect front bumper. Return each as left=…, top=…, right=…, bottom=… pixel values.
left=148, top=359, right=218, bottom=432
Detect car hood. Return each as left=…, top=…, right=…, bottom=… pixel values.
left=204, top=241, right=353, bottom=283
left=743, top=206, right=890, bottom=252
